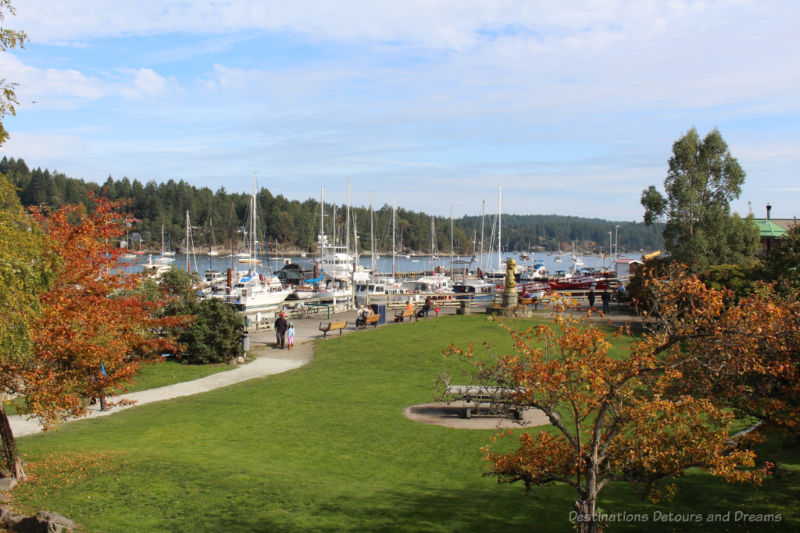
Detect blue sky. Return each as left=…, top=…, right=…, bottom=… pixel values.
left=1, top=0, right=798, bottom=220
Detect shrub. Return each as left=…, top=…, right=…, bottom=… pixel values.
left=174, top=298, right=244, bottom=365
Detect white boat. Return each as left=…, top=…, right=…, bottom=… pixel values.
left=452, top=278, right=495, bottom=300
left=228, top=272, right=292, bottom=311
left=143, top=254, right=173, bottom=277
left=316, top=186, right=354, bottom=281
left=520, top=262, right=549, bottom=280
left=223, top=175, right=291, bottom=311
left=152, top=227, right=175, bottom=268
left=355, top=277, right=405, bottom=304
left=204, top=269, right=226, bottom=286
left=290, top=276, right=351, bottom=301
left=402, top=274, right=452, bottom=293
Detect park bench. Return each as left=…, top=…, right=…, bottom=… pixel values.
left=394, top=308, right=416, bottom=322
left=363, top=313, right=381, bottom=328
left=445, top=385, right=522, bottom=419
left=519, top=297, right=541, bottom=309
left=319, top=320, right=347, bottom=338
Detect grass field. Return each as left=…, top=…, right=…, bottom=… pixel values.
left=11, top=315, right=799, bottom=532
left=2, top=359, right=232, bottom=416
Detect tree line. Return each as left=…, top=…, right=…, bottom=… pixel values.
left=1, top=156, right=663, bottom=255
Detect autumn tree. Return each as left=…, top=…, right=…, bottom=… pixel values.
left=641, top=128, right=759, bottom=271
left=0, top=174, right=52, bottom=479
left=642, top=268, right=800, bottom=436
left=0, top=197, right=186, bottom=479
left=443, top=280, right=772, bottom=532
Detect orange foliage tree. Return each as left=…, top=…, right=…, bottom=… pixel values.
left=641, top=266, right=800, bottom=435
left=443, top=271, right=779, bottom=533
left=0, top=197, right=186, bottom=479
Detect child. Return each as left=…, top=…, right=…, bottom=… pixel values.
left=287, top=321, right=295, bottom=350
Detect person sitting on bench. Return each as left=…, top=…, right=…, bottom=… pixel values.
left=355, top=305, right=369, bottom=328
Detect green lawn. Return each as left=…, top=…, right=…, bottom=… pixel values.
left=12, top=315, right=799, bottom=532
left=3, top=359, right=232, bottom=416
left=117, top=358, right=232, bottom=393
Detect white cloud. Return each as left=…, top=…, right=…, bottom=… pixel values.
left=5, top=0, right=772, bottom=53
left=0, top=131, right=86, bottom=161
left=119, top=68, right=174, bottom=99
left=0, top=52, right=106, bottom=107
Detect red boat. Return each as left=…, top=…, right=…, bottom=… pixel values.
left=549, top=272, right=614, bottom=291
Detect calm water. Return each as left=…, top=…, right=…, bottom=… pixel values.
left=128, top=251, right=640, bottom=278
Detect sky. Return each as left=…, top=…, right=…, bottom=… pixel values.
left=1, top=0, right=798, bottom=220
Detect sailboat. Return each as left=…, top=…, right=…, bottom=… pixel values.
left=401, top=211, right=452, bottom=294
left=162, top=226, right=175, bottom=257
left=207, top=218, right=220, bottom=256
left=225, top=175, right=291, bottom=311
left=482, top=185, right=506, bottom=282
left=354, top=192, right=403, bottom=304
left=143, top=224, right=175, bottom=277
left=315, top=186, right=354, bottom=282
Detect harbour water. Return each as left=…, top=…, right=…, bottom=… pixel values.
left=128, top=251, right=642, bottom=279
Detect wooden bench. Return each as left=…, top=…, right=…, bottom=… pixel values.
left=518, top=297, right=541, bottom=309
left=445, top=385, right=522, bottom=419
left=319, top=320, right=347, bottom=338
left=394, top=308, right=416, bottom=322
left=364, top=313, right=380, bottom=328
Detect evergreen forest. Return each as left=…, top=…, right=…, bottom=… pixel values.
left=1, top=157, right=663, bottom=255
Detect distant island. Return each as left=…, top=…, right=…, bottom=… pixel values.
left=1, top=156, right=663, bottom=255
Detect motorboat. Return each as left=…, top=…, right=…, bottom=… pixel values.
left=452, top=278, right=495, bottom=300
left=402, top=274, right=452, bottom=293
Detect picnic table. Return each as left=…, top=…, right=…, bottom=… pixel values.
left=444, top=385, right=522, bottom=419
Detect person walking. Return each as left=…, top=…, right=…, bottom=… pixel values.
left=423, top=296, right=433, bottom=317
left=601, top=290, right=610, bottom=314
left=587, top=288, right=596, bottom=310
left=287, top=321, right=295, bottom=350
left=274, top=312, right=288, bottom=349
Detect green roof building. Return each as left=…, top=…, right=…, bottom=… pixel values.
left=753, top=204, right=794, bottom=253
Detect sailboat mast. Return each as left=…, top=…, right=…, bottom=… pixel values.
left=250, top=173, right=257, bottom=274
left=185, top=210, right=191, bottom=274
left=345, top=179, right=351, bottom=255
left=480, top=200, right=485, bottom=273
left=431, top=217, right=435, bottom=256
left=497, top=185, right=502, bottom=272
left=370, top=192, right=375, bottom=277
left=209, top=217, right=214, bottom=254
left=230, top=202, right=235, bottom=278
left=450, top=205, right=454, bottom=275
left=392, top=198, right=396, bottom=278
left=320, top=186, right=325, bottom=240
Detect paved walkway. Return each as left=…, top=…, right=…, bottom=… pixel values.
left=8, top=306, right=411, bottom=437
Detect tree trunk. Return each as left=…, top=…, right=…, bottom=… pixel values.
left=0, top=405, right=25, bottom=481
left=574, top=498, right=601, bottom=533
left=575, top=467, right=601, bottom=533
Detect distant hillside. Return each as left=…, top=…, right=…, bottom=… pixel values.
left=1, top=157, right=663, bottom=254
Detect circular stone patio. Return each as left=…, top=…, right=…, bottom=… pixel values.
left=403, top=402, right=550, bottom=430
